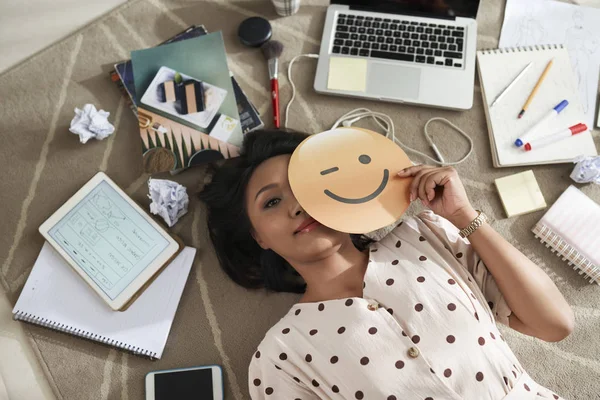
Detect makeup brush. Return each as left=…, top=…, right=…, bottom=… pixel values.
left=261, top=40, right=284, bottom=128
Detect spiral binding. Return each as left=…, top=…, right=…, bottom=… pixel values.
left=12, top=312, right=158, bottom=360
left=533, top=223, right=600, bottom=285
left=478, top=43, right=564, bottom=55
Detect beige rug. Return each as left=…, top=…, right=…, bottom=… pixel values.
left=1, top=0, right=599, bottom=399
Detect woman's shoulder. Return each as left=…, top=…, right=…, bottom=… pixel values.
left=375, top=211, right=459, bottom=248
left=378, top=210, right=444, bottom=235
left=399, top=210, right=453, bottom=229
left=250, top=307, right=299, bottom=363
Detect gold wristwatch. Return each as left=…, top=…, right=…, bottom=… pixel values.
left=458, top=210, right=488, bottom=238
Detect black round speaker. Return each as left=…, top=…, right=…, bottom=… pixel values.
left=238, top=17, right=273, bottom=47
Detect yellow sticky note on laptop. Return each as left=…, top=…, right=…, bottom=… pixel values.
left=327, top=57, right=367, bottom=92
left=494, top=170, right=547, bottom=218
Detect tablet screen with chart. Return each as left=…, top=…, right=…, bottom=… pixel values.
left=47, top=180, right=170, bottom=300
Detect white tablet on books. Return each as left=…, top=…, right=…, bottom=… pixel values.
left=39, top=172, right=183, bottom=311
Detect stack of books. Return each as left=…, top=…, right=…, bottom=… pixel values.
left=110, top=25, right=263, bottom=173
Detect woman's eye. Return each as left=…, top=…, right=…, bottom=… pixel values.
left=264, top=198, right=281, bottom=209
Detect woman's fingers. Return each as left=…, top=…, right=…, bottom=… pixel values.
left=404, top=166, right=455, bottom=204
left=426, top=173, right=441, bottom=202
left=402, top=166, right=458, bottom=204
left=418, top=170, right=443, bottom=203
left=397, top=164, right=433, bottom=177
left=408, top=167, right=435, bottom=202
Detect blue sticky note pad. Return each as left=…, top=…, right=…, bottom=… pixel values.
left=40, top=172, right=181, bottom=310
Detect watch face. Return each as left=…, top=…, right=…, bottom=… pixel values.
left=288, top=128, right=413, bottom=234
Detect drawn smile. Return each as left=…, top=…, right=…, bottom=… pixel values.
left=324, top=169, right=389, bottom=204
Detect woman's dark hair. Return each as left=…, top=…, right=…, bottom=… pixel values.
left=199, top=129, right=372, bottom=294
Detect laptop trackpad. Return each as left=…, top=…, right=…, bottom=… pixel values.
left=368, top=62, right=421, bottom=100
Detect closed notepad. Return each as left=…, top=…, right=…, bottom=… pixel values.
left=13, top=242, right=196, bottom=359
left=477, top=45, right=597, bottom=168
left=532, top=186, right=600, bottom=284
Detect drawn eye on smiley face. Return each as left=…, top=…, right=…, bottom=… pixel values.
left=319, top=154, right=390, bottom=204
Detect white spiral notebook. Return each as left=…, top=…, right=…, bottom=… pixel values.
left=532, top=186, right=600, bottom=285
left=12, top=242, right=196, bottom=359
left=477, top=45, right=597, bottom=168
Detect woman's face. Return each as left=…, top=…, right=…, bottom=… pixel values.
left=245, top=154, right=348, bottom=264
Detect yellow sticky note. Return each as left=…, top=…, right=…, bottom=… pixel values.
left=494, top=170, right=547, bottom=218
left=327, top=57, right=368, bottom=92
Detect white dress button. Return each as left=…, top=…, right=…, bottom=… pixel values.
left=367, top=303, right=379, bottom=311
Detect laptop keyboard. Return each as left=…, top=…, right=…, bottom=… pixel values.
left=332, top=14, right=465, bottom=68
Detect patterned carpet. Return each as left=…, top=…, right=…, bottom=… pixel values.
left=0, top=0, right=599, bottom=399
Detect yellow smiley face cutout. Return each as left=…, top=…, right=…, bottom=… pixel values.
left=288, top=128, right=414, bottom=234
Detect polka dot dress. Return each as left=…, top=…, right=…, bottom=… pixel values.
left=248, top=211, right=565, bottom=400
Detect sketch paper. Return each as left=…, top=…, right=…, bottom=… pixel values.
left=499, top=0, right=600, bottom=128
left=478, top=46, right=597, bottom=167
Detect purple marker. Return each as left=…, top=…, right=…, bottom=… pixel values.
left=514, top=100, right=569, bottom=147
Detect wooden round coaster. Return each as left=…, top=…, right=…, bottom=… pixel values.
left=143, top=147, right=177, bottom=173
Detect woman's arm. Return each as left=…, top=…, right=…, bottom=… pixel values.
left=398, top=165, right=574, bottom=342
left=448, top=207, right=574, bottom=342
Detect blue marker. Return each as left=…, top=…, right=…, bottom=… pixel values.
left=514, top=100, right=569, bottom=147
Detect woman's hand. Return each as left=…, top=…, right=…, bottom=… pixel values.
left=397, top=165, right=478, bottom=228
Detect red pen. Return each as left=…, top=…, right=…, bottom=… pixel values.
left=261, top=41, right=283, bottom=128
left=270, top=77, right=280, bottom=128
left=524, top=123, right=588, bottom=151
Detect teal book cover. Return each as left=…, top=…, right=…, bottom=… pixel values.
left=131, top=32, right=243, bottom=173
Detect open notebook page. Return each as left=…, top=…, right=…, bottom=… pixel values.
left=13, top=242, right=196, bottom=359
left=478, top=46, right=597, bottom=167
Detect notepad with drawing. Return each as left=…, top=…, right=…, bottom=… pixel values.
left=12, top=242, right=196, bottom=359
left=477, top=45, right=597, bottom=168
left=532, top=186, right=600, bottom=285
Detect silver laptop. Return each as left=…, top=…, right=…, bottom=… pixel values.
left=314, top=0, right=480, bottom=110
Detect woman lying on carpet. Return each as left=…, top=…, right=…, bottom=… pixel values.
left=199, top=129, right=573, bottom=400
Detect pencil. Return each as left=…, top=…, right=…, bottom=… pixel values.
left=518, top=59, right=554, bottom=119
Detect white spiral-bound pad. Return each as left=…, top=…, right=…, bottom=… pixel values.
left=531, top=186, right=600, bottom=285
left=12, top=242, right=196, bottom=359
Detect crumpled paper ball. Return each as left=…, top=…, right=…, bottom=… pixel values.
left=69, top=104, right=115, bottom=144
left=148, top=179, right=189, bottom=227
left=570, top=155, right=600, bottom=184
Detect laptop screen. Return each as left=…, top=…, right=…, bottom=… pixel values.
left=331, top=0, right=480, bottom=19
